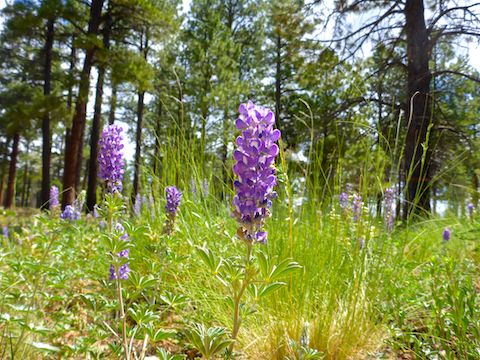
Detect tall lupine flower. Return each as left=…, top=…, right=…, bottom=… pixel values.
left=352, top=194, right=363, bottom=222
left=98, top=125, right=125, bottom=193
left=2, top=226, right=8, bottom=238
left=384, top=187, right=395, bottom=231
left=60, top=205, right=80, bottom=221
left=232, top=101, right=281, bottom=244
left=164, top=186, right=182, bottom=234
left=443, top=227, right=451, bottom=242
left=49, top=186, right=59, bottom=210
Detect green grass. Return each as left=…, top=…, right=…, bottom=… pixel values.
left=0, top=189, right=479, bottom=359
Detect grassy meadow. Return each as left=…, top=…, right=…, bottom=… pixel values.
left=1, top=134, right=479, bottom=360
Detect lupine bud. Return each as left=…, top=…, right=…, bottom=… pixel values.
left=232, top=101, right=280, bottom=244
left=443, top=227, right=451, bottom=242
left=49, top=186, right=59, bottom=210
left=98, top=125, right=125, bottom=193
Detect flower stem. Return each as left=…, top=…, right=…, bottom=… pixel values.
left=116, top=270, right=129, bottom=360
left=229, top=242, right=253, bottom=353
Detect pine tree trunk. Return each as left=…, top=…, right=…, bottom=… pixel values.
left=86, top=66, right=105, bottom=211
left=5, top=133, right=20, bottom=209
left=62, top=0, right=104, bottom=208
left=41, top=18, right=55, bottom=210
left=108, top=82, right=117, bottom=125
left=132, top=91, right=145, bottom=201
left=403, top=0, right=432, bottom=217
left=21, top=141, right=30, bottom=207
left=87, top=13, right=111, bottom=212
left=132, top=31, right=148, bottom=202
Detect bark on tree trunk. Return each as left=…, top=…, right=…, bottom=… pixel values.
left=86, top=67, right=105, bottom=211
left=86, top=12, right=111, bottom=212
left=62, top=0, right=104, bottom=208
left=21, top=141, right=30, bottom=207
left=132, top=91, right=145, bottom=201
left=63, top=34, right=76, bottom=185
left=132, top=30, right=149, bottom=202
left=108, top=82, right=117, bottom=125
left=403, top=0, right=433, bottom=217
left=5, top=133, right=20, bottom=209
left=41, top=18, right=55, bottom=210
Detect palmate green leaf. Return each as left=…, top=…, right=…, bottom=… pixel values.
left=156, top=348, right=186, bottom=360
left=185, top=323, right=233, bottom=359
left=160, top=291, right=188, bottom=309
left=259, top=282, right=286, bottom=298
left=195, top=245, right=223, bottom=274
left=128, top=271, right=157, bottom=292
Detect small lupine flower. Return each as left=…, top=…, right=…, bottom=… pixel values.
left=232, top=101, right=280, bottom=244
left=109, top=263, right=130, bottom=280
left=98, top=125, right=125, bottom=193
left=60, top=205, right=80, bottom=221
left=358, top=237, right=365, bottom=250
left=467, top=203, right=474, bottom=217
left=352, top=194, right=363, bottom=221
left=99, top=220, right=106, bottom=229
left=93, top=206, right=100, bottom=218
left=443, top=227, right=451, bottom=242
left=202, top=178, right=209, bottom=197
left=49, top=186, right=59, bottom=210
left=165, top=186, right=182, bottom=215
left=384, top=187, right=395, bottom=231
left=134, top=193, right=141, bottom=216
left=339, top=192, right=349, bottom=210
left=190, top=178, right=197, bottom=202
left=2, top=226, right=8, bottom=238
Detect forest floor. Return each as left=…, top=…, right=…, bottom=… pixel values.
left=0, top=200, right=479, bottom=360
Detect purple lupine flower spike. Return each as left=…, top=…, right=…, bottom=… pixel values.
left=2, top=226, right=8, bottom=238
left=443, top=227, right=451, bottom=242
left=98, top=125, right=125, bottom=193
left=352, top=194, right=363, bottom=222
left=202, top=178, right=209, bottom=197
left=49, top=186, right=59, bottom=210
left=164, top=186, right=182, bottom=234
left=165, top=186, right=182, bottom=215
left=232, top=101, right=281, bottom=244
left=384, top=187, right=395, bottom=231
left=60, top=205, right=80, bottom=221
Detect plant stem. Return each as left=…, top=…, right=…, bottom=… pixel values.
left=116, top=271, right=129, bottom=360
left=229, top=242, right=253, bottom=353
